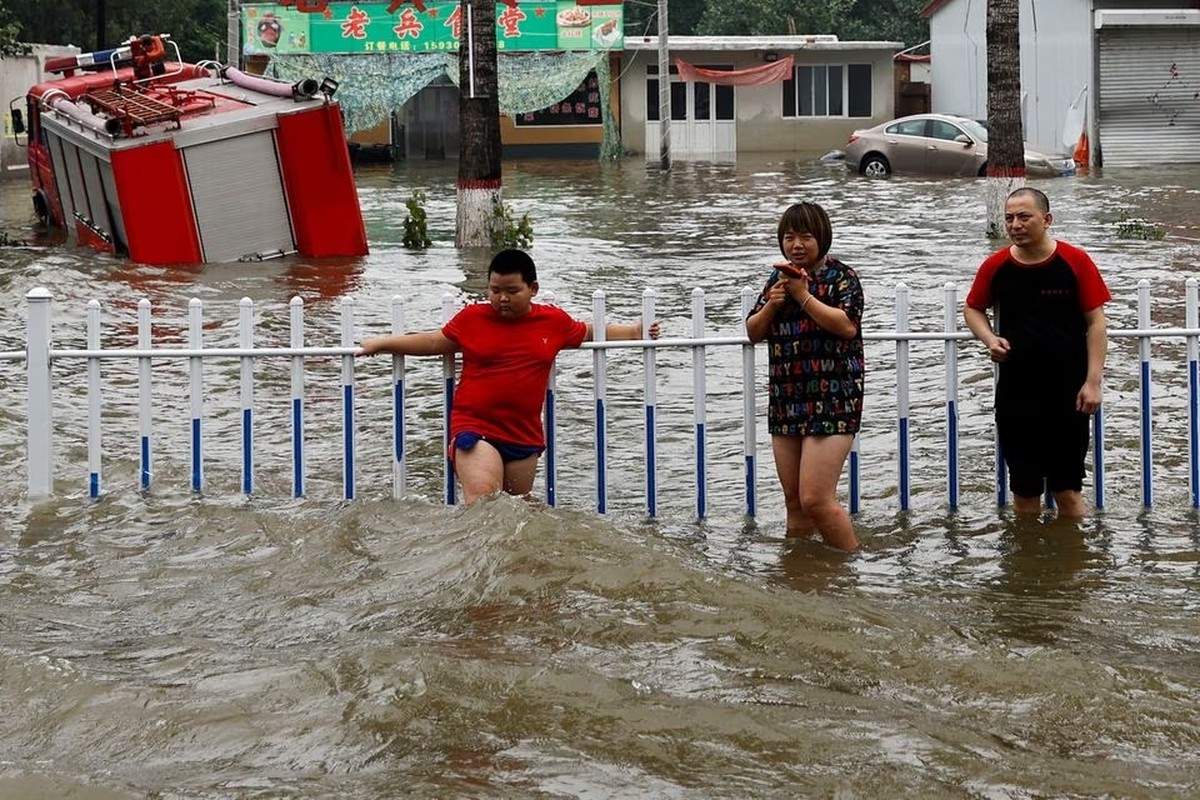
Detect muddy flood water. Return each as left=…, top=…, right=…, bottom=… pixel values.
left=1, top=154, right=1199, bottom=798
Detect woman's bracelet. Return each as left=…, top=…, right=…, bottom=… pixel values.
left=801, top=295, right=814, bottom=313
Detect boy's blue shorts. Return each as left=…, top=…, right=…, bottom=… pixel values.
left=452, top=431, right=544, bottom=463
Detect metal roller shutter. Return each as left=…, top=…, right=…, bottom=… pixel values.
left=1098, top=26, right=1200, bottom=167
left=182, top=131, right=295, bottom=263
left=46, top=134, right=77, bottom=227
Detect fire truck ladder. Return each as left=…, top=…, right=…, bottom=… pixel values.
left=80, top=86, right=211, bottom=137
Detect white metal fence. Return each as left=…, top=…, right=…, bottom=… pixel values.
left=9, top=280, right=1200, bottom=514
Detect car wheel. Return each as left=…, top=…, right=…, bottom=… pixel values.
left=861, top=154, right=891, bottom=177
left=977, top=163, right=988, bottom=177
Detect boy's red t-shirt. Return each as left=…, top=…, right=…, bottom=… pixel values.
left=442, top=303, right=588, bottom=448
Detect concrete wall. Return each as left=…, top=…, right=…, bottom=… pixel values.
left=928, top=0, right=1132, bottom=155
left=1, top=45, right=80, bottom=177
left=620, top=46, right=897, bottom=156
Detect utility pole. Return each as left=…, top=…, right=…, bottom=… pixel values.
left=96, top=0, right=106, bottom=50
left=227, top=0, right=241, bottom=67
left=656, top=0, right=671, bottom=170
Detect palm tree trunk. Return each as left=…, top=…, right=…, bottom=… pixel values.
left=456, top=0, right=501, bottom=248
left=985, top=0, right=1025, bottom=238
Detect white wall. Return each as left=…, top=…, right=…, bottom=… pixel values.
left=928, top=0, right=1092, bottom=154
left=620, top=46, right=897, bottom=155
left=1, top=45, right=80, bottom=176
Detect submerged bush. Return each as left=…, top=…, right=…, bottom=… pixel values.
left=1114, top=211, right=1165, bottom=241
left=402, top=189, right=432, bottom=250
left=492, top=199, right=534, bottom=251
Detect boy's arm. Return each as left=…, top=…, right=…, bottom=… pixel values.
left=357, top=330, right=457, bottom=357
left=584, top=319, right=660, bottom=342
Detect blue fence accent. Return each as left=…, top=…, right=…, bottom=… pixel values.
left=192, top=418, right=203, bottom=494
left=545, top=387, right=557, bottom=507
left=140, top=436, right=150, bottom=491
left=241, top=408, right=252, bottom=495
left=1094, top=410, right=1105, bottom=510
left=595, top=397, right=607, bottom=515
left=342, top=384, right=355, bottom=500
left=646, top=405, right=658, bottom=517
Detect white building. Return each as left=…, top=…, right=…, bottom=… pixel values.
left=620, top=36, right=902, bottom=161
left=1, top=44, right=80, bottom=176
left=923, top=0, right=1200, bottom=167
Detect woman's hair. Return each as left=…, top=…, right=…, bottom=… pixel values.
left=777, top=202, right=833, bottom=259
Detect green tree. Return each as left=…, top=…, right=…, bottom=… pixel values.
left=985, top=0, right=1024, bottom=237
left=0, top=1, right=31, bottom=57
left=5, top=0, right=227, bottom=62
left=456, top=0, right=502, bottom=247
left=689, top=0, right=928, bottom=47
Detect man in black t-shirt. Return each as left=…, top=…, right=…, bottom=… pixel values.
left=964, top=188, right=1111, bottom=518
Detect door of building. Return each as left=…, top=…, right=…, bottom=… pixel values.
left=1098, top=24, right=1200, bottom=167
left=645, top=65, right=736, bottom=161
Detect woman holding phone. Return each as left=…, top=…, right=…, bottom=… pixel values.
left=745, top=202, right=865, bottom=552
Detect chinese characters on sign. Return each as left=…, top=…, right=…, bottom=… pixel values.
left=514, top=71, right=602, bottom=127
left=243, top=1, right=624, bottom=55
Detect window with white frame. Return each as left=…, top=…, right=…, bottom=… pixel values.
left=782, top=63, right=873, bottom=118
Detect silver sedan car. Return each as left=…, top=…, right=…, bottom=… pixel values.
left=843, top=113, right=1076, bottom=178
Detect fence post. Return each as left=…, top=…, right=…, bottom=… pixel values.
left=26, top=288, right=53, bottom=499
left=239, top=297, right=254, bottom=496
left=944, top=282, right=960, bottom=509
left=895, top=283, right=911, bottom=511
left=87, top=299, right=102, bottom=498
left=289, top=296, right=304, bottom=498
left=740, top=287, right=756, bottom=518
left=189, top=298, right=205, bottom=494
left=138, top=299, right=153, bottom=492
left=644, top=288, right=659, bottom=518
left=391, top=295, right=406, bottom=501
left=1187, top=277, right=1198, bottom=509
left=340, top=297, right=356, bottom=501
left=442, top=294, right=457, bottom=505
left=1138, top=279, right=1153, bottom=508
left=593, top=290, right=609, bottom=514
left=691, top=287, right=707, bottom=519
left=543, top=291, right=559, bottom=507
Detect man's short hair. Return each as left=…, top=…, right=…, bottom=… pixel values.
left=1007, top=187, right=1050, bottom=213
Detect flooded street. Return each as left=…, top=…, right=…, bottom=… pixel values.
left=1, top=154, right=1200, bottom=798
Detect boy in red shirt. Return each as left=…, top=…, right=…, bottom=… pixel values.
left=965, top=188, right=1110, bottom=518
left=359, top=249, right=658, bottom=503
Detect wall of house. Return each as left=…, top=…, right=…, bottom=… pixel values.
left=0, top=45, right=80, bottom=178
left=619, top=46, right=897, bottom=156
left=928, top=0, right=1092, bottom=154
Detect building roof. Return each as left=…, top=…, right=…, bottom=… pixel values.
left=624, top=35, right=904, bottom=52
left=920, top=0, right=953, bottom=17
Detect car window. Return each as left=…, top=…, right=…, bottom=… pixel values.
left=885, top=119, right=928, bottom=137
left=930, top=120, right=967, bottom=141
left=955, top=118, right=989, bottom=142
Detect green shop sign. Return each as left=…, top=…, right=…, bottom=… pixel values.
left=242, top=2, right=624, bottom=55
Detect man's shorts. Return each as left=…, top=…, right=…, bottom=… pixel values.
left=451, top=431, right=544, bottom=464
left=997, top=408, right=1090, bottom=498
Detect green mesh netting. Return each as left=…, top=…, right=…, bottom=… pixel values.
left=267, top=50, right=621, bottom=160
left=267, top=51, right=456, bottom=134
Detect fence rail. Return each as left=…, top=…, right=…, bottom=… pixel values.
left=11, top=279, right=1200, bottom=515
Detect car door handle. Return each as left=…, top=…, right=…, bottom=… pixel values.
left=926, top=145, right=937, bottom=150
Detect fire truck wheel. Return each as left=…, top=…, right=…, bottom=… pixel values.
left=32, top=190, right=49, bottom=225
